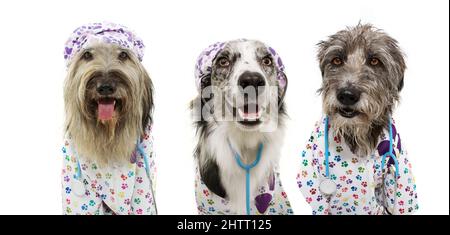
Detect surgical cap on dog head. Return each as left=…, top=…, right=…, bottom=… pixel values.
left=194, top=39, right=287, bottom=91
left=63, top=22, right=145, bottom=67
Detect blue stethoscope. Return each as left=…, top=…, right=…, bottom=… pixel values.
left=228, top=140, right=263, bottom=215
left=319, top=116, right=399, bottom=197
left=72, top=139, right=151, bottom=197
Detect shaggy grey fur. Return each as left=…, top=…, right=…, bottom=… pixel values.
left=317, top=23, right=406, bottom=156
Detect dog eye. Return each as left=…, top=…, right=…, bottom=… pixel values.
left=118, top=51, right=129, bottom=61
left=331, top=57, right=342, bottom=66
left=370, top=58, right=380, bottom=66
left=218, top=57, right=230, bottom=67
left=82, top=51, right=93, bottom=61
left=262, top=57, right=272, bottom=66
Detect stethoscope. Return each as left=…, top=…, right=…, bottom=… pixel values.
left=228, top=139, right=263, bottom=215
left=71, top=139, right=152, bottom=197
left=319, top=116, right=400, bottom=200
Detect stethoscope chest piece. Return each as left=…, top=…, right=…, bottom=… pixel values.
left=319, top=179, right=337, bottom=197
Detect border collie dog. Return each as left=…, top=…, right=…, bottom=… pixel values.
left=191, top=39, right=293, bottom=215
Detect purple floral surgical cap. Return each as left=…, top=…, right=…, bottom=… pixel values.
left=194, top=39, right=287, bottom=91
left=63, top=22, right=145, bottom=67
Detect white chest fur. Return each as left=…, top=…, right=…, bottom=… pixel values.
left=202, top=123, right=284, bottom=214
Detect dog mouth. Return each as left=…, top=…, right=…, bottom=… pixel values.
left=237, top=103, right=262, bottom=126
left=338, top=107, right=360, bottom=118
left=97, top=97, right=120, bottom=121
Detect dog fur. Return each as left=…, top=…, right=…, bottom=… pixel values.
left=191, top=40, right=288, bottom=213
left=317, top=23, right=406, bottom=157
left=64, top=43, right=153, bottom=166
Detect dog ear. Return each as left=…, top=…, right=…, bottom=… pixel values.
left=397, top=76, right=404, bottom=91
left=190, top=75, right=214, bottom=124
left=199, top=159, right=227, bottom=198
left=317, top=40, right=329, bottom=77
left=384, top=36, right=406, bottom=92
left=200, top=74, right=212, bottom=91
left=278, top=72, right=288, bottom=106
left=395, top=54, right=406, bottom=92
left=200, top=74, right=214, bottom=118
left=140, top=68, right=154, bottom=132
left=392, top=48, right=406, bottom=92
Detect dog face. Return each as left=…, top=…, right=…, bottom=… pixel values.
left=317, top=24, right=405, bottom=155
left=64, top=43, right=153, bottom=165
left=192, top=40, right=288, bottom=205
left=318, top=24, right=405, bottom=127
left=201, top=40, right=286, bottom=132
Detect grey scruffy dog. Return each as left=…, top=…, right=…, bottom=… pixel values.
left=297, top=24, right=418, bottom=215
left=318, top=23, right=406, bottom=156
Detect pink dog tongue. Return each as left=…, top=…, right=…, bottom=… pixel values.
left=98, top=100, right=115, bottom=120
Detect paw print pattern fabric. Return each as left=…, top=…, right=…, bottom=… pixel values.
left=297, top=116, right=418, bottom=215
left=61, top=125, right=157, bottom=215
left=63, top=22, right=145, bottom=67
left=195, top=166, right=293, bottom=215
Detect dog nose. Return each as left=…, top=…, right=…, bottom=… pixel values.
left=238, top=71, right=266, bottom=92
left=337, top=88, right=361, bottom=105
left=96, top=83, right=116, bottom=96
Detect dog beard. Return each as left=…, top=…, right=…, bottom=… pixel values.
left=68, top=116, right=140, bottom=166
left=322, top=89, right=392, bottom=156
left=324, top=91, right=394, bottom=156
left=329, top=114, right=376, bottom=157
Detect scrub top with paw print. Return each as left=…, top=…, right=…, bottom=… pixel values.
left=195, top=166, right=294, bottom=215
left=297, top=117, right=419, bottom=215
left=61, top=125, right=157, bottom=215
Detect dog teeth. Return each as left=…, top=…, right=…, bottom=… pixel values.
left=237, top=107, right=262, bottom=120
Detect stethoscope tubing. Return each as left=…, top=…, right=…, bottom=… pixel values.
left=322, top=116, right=400, bottom=213
left=229, top=140, right=263, bottom=215
left=323, top=116, right=399, bottom=179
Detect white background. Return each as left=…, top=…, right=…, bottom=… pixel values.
left=0, top=0, right=448, bottom=215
